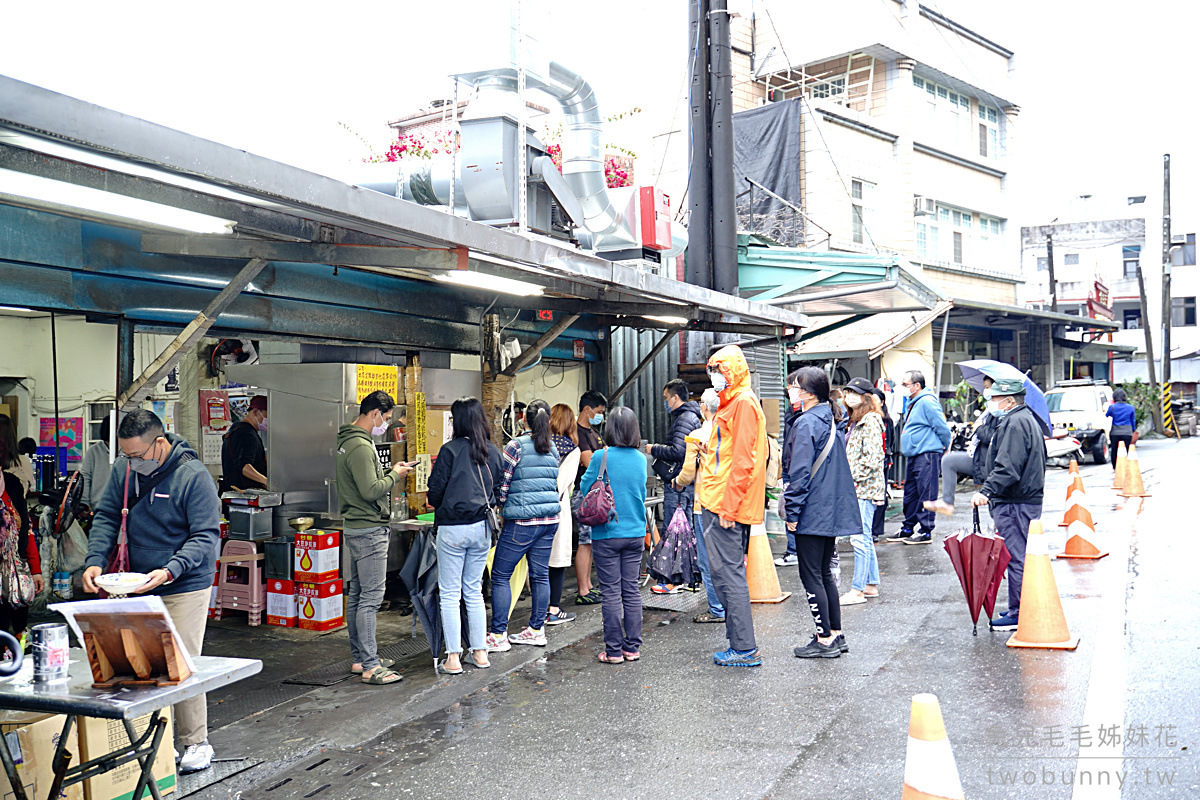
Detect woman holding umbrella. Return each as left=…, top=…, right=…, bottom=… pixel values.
left=426, top=397, right=503, bottom=673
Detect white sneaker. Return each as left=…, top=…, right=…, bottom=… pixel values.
left=178, top=743, right=214, bottom=773
left=485, top=632, right=511, bottom=653
left=507, top=626, right=547, bottom=647
left=774, top=554, right=798, bottom=566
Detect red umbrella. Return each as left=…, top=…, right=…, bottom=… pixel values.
left=943, top=507, right=1011, bottom=635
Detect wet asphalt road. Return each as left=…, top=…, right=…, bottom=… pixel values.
left=199, top=437, right=1198, bottom=799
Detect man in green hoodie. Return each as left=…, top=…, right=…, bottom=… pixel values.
left=337, top=390, right=414, bottom=685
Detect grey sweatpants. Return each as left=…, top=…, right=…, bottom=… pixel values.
left=941, top=451, right=976, bottom=505
left=701, top=509, right=756, bottom=652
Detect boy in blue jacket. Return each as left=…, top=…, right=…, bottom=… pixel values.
left=887, top=370, right=951, bottom=545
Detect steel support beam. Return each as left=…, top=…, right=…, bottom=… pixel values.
left=501, top=314, right=581, bottom=377
left=609, top=328, right=681, bottom=404
left=117, top=318, right=136, bottom=398
left=117, top=258, right=267, bottom=409
left=141, top=234, right=466, bottom=271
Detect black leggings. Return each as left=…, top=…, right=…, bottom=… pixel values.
left=549, top=566, right=566, bottom=609
left=0, top=603, right=29, bottom=637
left=1110, top=434, right=1134, bottom=468
left=796, top=535, right=841, bottom=638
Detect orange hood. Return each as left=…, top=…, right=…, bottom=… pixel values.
left=707, top=345, right=752, bottom=405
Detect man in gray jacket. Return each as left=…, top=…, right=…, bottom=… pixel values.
left=971, top=377, right=1046, bottom=631
left=336, top=390, right=414, bottom=685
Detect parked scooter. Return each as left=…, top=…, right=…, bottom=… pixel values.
left=1044, top=432, right=1083, bottom=469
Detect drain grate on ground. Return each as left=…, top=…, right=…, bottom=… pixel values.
left=641, top=586, right=706, bottom=612
left=241, top=751, right=393, bottom=800
left=177, top=757, right=261, bottom=797
left=209, top=682, right=314, bottom=729
left=283, top=635, right=431, bottom=686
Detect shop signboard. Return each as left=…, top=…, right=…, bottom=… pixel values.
left=355, top=365, right=399, bottom=404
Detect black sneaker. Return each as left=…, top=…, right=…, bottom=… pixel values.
left=833, top=634, right=849, bottom=654
left=793, top=635, right=841, bottom=659
left=884, top=530, right=909, bottom=543
left=989, top=613, right=1019, bottom=631
left=902, top=531, right=932, bottom=545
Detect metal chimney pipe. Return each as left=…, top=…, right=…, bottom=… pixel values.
left=710, top=0, right=739, bottom=297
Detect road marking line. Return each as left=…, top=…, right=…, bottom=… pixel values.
left=1069, top=501, right=1137, bottom=799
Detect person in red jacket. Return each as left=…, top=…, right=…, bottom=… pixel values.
left=1, top=471, right=43, bottom=645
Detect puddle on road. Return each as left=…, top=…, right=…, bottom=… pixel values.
left=357, top=630, right=605, bottom=773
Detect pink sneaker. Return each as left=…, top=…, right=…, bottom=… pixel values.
left=485, top=632, right=511, bottom=653
left=507, top=626, right=547, bottom=647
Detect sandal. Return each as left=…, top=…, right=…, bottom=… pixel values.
left=470, top=655, right=491, bottom=669
left=440, top=661, right=464, bottom=675
left=597, top=652, right=624, bottom=664
left=575, top=589, right=603, bottom=605
left=621, top=650, right=640, bottom=661
left=350, top=657, right=395, bottom=674
left=361, top=667, right=403, bottom=685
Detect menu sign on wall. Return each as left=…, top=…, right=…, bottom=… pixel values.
left=355, top=365, right=399, bottom=404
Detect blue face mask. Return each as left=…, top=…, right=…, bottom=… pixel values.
left=993, top=405, right=1012, bottom=418
left=590, top=413, right=604, bottom=426
left=663, top=400, right=672, bottom=414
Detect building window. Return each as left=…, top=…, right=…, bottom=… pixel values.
left=1063, top=254, right=1079, bottom=265
left=1123, top=309, right=1141, bottom=330
left=1171, top=233, right=1197, bottom=267
left=812, top=77, right=846, bottom=99
left=852, top=204, right=864, bottom=244
left=1172, top=296, right=1197, bottom=327
left=1123, top=245, right=1140, bottom=278
left=1037, top=257, right=1049, bottom=272
left=850, top=179, right=873, bottom=245
left=977, top=105, right=999, bottom=158
left=953, top=231, right=963, bottom=264
left=916, top=223, right=927, bottom=257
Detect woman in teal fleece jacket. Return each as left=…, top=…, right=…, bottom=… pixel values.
left=579, top=406, right=646, bottom=664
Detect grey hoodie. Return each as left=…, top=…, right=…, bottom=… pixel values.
left=336, top=424, right=397, bottom=529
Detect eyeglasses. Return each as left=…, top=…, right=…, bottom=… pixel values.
left=122, top=437, right=160, bottom=460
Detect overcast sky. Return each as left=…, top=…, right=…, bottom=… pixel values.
left=1, top=0, right=1196, bottom=234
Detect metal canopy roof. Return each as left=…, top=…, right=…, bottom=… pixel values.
left=0, top=74, right=805, bottom=334
left=737, top=235, right=943, bottom=316
left=791, top=301, right=952, bottom=361
left=951, top=298, right=1121, bottom=331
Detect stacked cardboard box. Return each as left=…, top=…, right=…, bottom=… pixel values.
left=0, top=712, right=83, bottom=800
left=77, top=709, right=175, bottom=800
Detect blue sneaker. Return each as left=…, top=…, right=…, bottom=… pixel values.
left=990, top=613, right=1019, bottom=631
left=713, top=647, right=763, bottom=667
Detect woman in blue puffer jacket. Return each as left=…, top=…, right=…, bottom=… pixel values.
left=783, top=367, right=861, bottom=660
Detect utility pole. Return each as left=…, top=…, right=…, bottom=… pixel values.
left=709, top=0, right=738, bottom=298
left=686, top=0, right=712, bottom=292
left=1161, top=153, right=1174, bottom=434
left=1045, top=232, right=1058, bottom=312
left=1136, top=251, right=1159, bottom=433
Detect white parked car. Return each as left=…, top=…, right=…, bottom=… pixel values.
left=1044, top=380, right=1114, bottom=464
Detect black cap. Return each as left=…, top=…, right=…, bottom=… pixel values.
left=844, top=377, right=874, bottom=395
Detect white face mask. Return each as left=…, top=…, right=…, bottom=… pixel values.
left=986, top=400, right=1000, bottom=414
left=710, top=371, right=728, bottom=392
left=371, top=412, right=389, bottom=437
left=787, top=386, right=802, bottom=406
left=845, top=393, right=862, bottom=408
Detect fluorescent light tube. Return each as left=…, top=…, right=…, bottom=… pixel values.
left=433, top=270, right=544, bottom=297
left=0, top=168, right=235, bottom=234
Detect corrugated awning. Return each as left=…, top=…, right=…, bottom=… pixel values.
left=791, top=301, right=952, bottom=361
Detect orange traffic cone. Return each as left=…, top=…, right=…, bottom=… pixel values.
left=1068, top=458, right=1079, bottom=475
left=1060, top=515, right=1109, bottom=559
left=1058, top=474, right=1092, bottom=528
left=1111, top=440, right=1128, bottom=490
left=748, top=528, right=791, bottom=603
left=1007, top=520, right=1080, bottom=650
left=901, top=693, right=965, bottom=800
left=1120, top=444, right=1151, bottom=498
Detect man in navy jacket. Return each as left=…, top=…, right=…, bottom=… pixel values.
left=83, top=410, right=221, bottom=774
left=888, top=370, right=951, bottom=545
left=646, top=380, right=703, bottom=537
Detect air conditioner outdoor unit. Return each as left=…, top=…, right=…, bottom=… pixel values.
left=1171, top=233, right=1188, bottom=244
left=913, top=196, right=935, bottom=216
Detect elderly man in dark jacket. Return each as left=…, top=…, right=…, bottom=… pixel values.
left=971, top=377, right=1046, bottom=632
left=645, top=379, right=703, bottom=535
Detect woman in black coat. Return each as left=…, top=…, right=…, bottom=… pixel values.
left=783, top=367, right=862, bottom=659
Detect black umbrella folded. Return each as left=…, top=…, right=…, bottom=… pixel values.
left=400, top=529, right=444, bottom=673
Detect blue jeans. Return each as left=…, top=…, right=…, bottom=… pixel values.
left=693, top=511, right=725, bottom=617
left=489, top=520, right=557, bottom=634
left=436, top=521, right=490, bottom=655
left=592, top=536, right=644, bottom=657
left=852, top=499, right=881, bottom=592
left=345, top=525, right=390, bottom=670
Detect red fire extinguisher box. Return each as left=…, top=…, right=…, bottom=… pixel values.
left=638, top=187, right=672, bottom=251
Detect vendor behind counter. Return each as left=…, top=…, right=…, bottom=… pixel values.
left=220, top=395, right=268, bottom=493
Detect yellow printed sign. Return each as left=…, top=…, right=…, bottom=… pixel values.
left=355, top=365, right=399, bottom=404
left=412, top=392, right=427, bottom=455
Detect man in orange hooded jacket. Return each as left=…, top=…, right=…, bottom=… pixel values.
left=698, top=345, right=767, bottom=667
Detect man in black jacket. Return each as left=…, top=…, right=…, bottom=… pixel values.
left=645, top=380, right=703, bottom=544
left=971, top=377, right=1046, bottom=631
